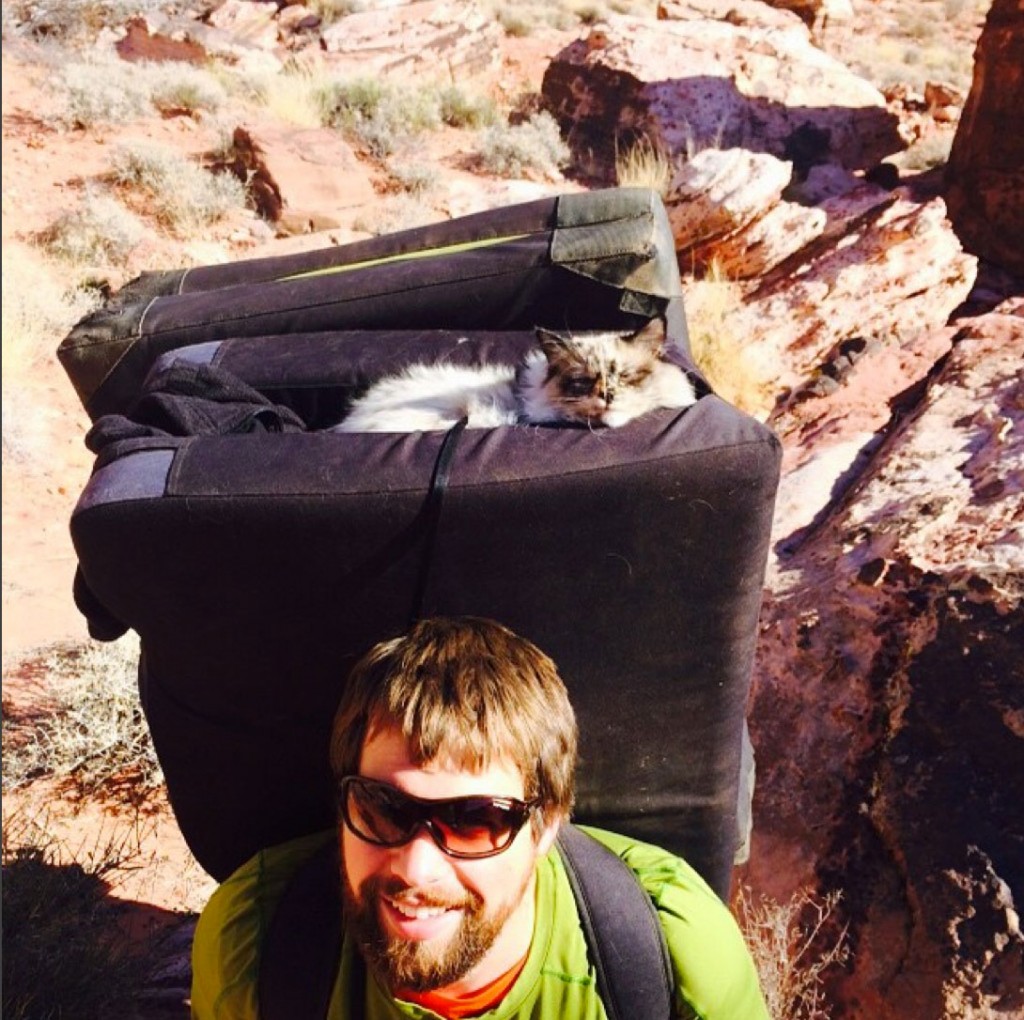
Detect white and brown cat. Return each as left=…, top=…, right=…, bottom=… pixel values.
left=331, top=317, right=695, bottom=433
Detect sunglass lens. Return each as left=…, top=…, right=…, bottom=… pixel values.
left=347, top=780, right=414, bottom=845
left=435, top=799, right=521, bottom=856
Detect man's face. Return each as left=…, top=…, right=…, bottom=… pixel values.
left=340, top=723, right=559, bottom=995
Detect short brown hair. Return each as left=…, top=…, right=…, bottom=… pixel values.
left=330, top=617, right=577, bottom=823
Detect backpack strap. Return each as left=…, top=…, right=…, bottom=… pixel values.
left=556, top=824, right=674, bottom=1020
left=258, top=825, right=673, bottom=1020
left=258, top=838, right=344, bottom=1020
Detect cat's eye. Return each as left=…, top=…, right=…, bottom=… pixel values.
left=563, top=376, right=596, bottom=397
left=621, top=368, right=652, bottom=385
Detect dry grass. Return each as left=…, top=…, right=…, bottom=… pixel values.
left=2, top=634, right=163, bottom=800
left=615, top=138, right=674, bottom=197
left=1, top=244, right=99, bottom=382
left=683, top=265, right=775, bottom=418
left=736, top=885, right=851, bottom=1020
left=1, top=243, right=101, bottom=465
left=236, top=57, right=328, bottom=129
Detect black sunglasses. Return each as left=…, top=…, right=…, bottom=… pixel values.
left=339, top=776, right=538, bottom=859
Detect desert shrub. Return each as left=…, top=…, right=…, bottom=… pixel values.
left=304, top=0, right=367, bottom=24
left=49, top=55, right=153, bottom=129
left=2, top=634, right=163, bottom=798
left=898, top=130, right=955, bottom=173
left=2, top=0, right=189, bottom=42
left=615, top=138, right=673, bottom=196
left=317, top=77, right=441, bottom=159
left=1, top=810, right=148, bottom=1020
left=389, top=161, right=439, bottom=197
left=111, top=141, right=246, bottom=234
left=496, top=8, right=534, bottom=36
left=736, top=886, right=850, bottom=1020
left=147, top=63, right=228, bottom=116
left=437, top=85, right=498, bottom=129
left=351, top=194, right=438, bottom=236
left=609, top=0, right=653, bottom=11
left=577, top=4, right=607, bottom=25
left=47, top=55, right=226, bottom=128
left=478, top=111, right=570, bottom=179
left=39, top=188, right=146, bottom=266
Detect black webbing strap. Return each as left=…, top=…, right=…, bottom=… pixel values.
left=258, top=825, right=673, bottom=1020
left=408, top=415, right=468, bottom=626
left=556, top=825, right=674, bottom=1020
left=257, top=839, right=345, bottom=1020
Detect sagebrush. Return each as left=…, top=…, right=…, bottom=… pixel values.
left=736, top=886, right=851, bottom=1020
left=2, top=634, right=162, bottom=798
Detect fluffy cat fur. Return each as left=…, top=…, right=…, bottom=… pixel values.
left=331, top=317, right=695, bottom=433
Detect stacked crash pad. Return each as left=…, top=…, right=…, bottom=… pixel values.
left=62, top=188, right=781, bottom=895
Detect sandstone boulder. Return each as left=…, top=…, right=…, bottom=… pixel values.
left=206, top=0, right=279, bottom=50
left=657, top=0, right=806, bottom=30
left=762, top=0, right=853, bottom=29
left=945, top=0, right=1024, bottom=277
left=666, top=147, right=828, bottom=277
left=542, top=14, right=904, bottom=180
left=726, top=192, right=977, bottom=395
left=320, top=0, right=503, bottom=85
left=222, top=124, right=378, bottom=235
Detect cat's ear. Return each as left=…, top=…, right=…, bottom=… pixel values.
left=628, top=315, right=667, bottom=354
left=536, top=327, right=570, bottom=361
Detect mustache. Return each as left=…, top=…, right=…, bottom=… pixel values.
left=368, top=875, right=480, bottom=912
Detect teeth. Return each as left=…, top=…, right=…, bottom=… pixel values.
left=387, top=897, right=449, bottom=920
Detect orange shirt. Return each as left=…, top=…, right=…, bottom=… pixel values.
left=397, top=956, right=528, bottom=1019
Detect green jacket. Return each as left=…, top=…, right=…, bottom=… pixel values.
left=191, top=826, right=769, bottom=1020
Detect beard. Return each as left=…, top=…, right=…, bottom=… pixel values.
left=341, top=868, right=531, bottom=993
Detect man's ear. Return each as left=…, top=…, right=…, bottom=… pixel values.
left=534, top=812, right=564, bottom=857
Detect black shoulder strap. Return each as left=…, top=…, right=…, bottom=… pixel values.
left=258, top=838, right=344, bottom=1020
left=258, top=824, right=673, bottom=1020
left=556, top=824, right=674, bottom=1020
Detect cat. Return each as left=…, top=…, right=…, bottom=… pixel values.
left=330, top=316, right=696, bottom=433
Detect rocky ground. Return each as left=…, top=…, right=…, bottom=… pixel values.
left=2, top=0, right=1021, bottom=1016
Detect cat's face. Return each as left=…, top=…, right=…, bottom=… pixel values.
left=534, top=317, right=667, bottom=427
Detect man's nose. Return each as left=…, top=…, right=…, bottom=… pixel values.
left=389, top=825, right=451, bottom=887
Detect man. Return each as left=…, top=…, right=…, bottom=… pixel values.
left=191, top=617, right=770, bottom=1018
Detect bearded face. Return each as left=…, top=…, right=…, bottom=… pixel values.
left=341, top=862, right=532, bottom=992
left=338, top=725, right=561, bottom=997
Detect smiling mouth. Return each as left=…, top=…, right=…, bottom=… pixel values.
left=385, top=896, right=454, bottom=921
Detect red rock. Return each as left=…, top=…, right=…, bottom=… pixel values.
left=945, top=0, right=1024, bottom=276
